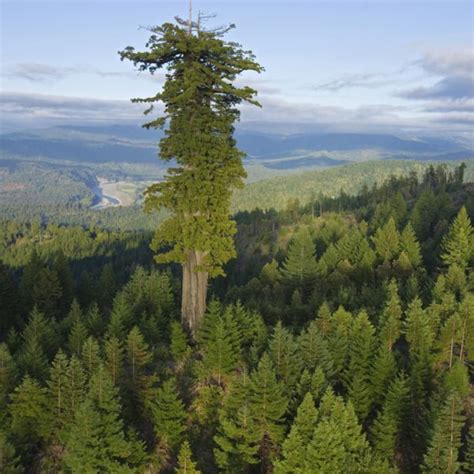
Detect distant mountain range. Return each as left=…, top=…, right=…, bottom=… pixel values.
left=0, top=124, right=472, bottom=171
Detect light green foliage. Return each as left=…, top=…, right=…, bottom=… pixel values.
left=370, top=373, right=410, bottom=463
left=214, top=370, right=260, bottom=470
left=176, top=441, right=201, bottom=474
left=404, top=298, right=434, bottom=358
left=274, top=393, right=318, bottom=473
left=81, top=336, right=102, bottom=378
left=281, top=227, right=318, bottom=291
left=345, top=311, right=376, bottom=422
left=170, top=320, right=191, bottom=364
left=249, top=354, right=288, bottom=461
left=150, top=378, right=187, bottom=452
left=372, top=218, right=400, bottom=262
left=104, top=336, right=124, bottom=386
left=441, top=207, right=473, bottom=269
left=269, top=322, right=301, bottom=391
left=63, top=366, right=145, bottom=472
left=422, top=393, right=465, bottom=474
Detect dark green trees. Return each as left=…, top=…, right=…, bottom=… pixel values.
left=119, top=18, right=262, bottom=333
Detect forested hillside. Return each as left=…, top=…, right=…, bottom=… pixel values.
left=1, top=163, right=473, bottom=473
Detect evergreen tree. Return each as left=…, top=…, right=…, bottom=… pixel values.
left=81, top=336, right=102, bottom=379
left=249, top=354, right=288, bottom=467
left=298, top=320, right=334, bottom=377
left=422, top=393, right=465, bottom=474
left=441, top=207, right=473, bottom=269
left=281, top=227, right=318, bottom=294
left=9, top=376, right=52, bottom=463
left=372, top=218, right=400, bottom=262
left=32, top=268, right=62, bottom=318
left=120, top=17, right=263, bottom=333
left=52, top=251, right=74, bottom=314
left=0, top=431, right=21, bottom=474
left=400, top=222, right=422, bottom=268
left=63, top=356, right=87, bottom=424
left=104, top=336, right=124, bottom=386
left=274, top=392, right=318, bottom=473
left=269, top=322, right=301, bottom=391
left=107, top=293, right=133, bottom=340
left=63, top=366, right=145, bottom=472
left=214, top=369, right=260, bottom=470
left=170, top=320, right=191, bottom=366
left=345, top=311, right=375, bottom=422
left=47, top=350, right=70, bottom=438
left=176, top=441, right=201, bottom=474
left=68, top=318, right=89, bottom=357
left=150, top=378, right=187, bottom=455
left=370, top=373, right=410, bottom=464
left=0, top=343, right=17, bottom=418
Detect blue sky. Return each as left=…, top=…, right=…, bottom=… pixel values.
left=1, top=0, right=473, bottom=135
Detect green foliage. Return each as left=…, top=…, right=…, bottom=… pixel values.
left=441, top=207, right=473, bottom=269
left=63, top=366, right=145, bottom=472
left=120, top=21, right=262, bottom=277
left=176, top=441, right=201, bottom=474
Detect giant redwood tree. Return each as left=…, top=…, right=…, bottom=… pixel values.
left=119, top=16, right=262, bottom=333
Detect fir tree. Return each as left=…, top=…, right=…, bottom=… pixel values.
left=81, top=336, right=102, bottom=379
left=150, top=378, right=187, bottom=455
left=176, top=441, right=201, bottom=474
left=68, top=318, right=88, bottom=357
left=370, top=373, right=410, bottom=464
left=104, top=336, right=124, bottom=386
left=63, top=366, right=145, bottom=472
left=170, top=320, right=191, bottom=365
left=400, top=222, right=422, bottom=268
left=281, top=227, right=318, bottom=294
left=372, top=217, right=400, bottom=262
left=0, top=343, right=17, bottom=417
left=120, top=17, right=263, bottom=333
left=441, top=206, right=473, bottom=269
left=63, top=356, right=87, bottom=424
left=47, top=350, right=70, bottom=438
left=214, top=369, right=260, bottom=471
left=274, top=392, right=318, bottom=473
left=0, top=431, right=21, bottom=474
left=422, top=393, right=465, bottom=474
left=249, top=354, right=288, bottom=466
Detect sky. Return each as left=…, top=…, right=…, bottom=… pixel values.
left=1, top=0, right=473, bottom=136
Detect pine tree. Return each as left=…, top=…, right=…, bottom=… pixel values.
left=370, top=373, right=410, bottom=464
left=104, top=336, right=124, bottom=386
left=214, top=369, right=260, bottom=470
left=328, top=306, right=352, bottom=383
left=9, top=376, right=52, bottom=462
left=274, top=393, right=318, bottom=473
left=63, top=366, right=145, bottom=472
left=0, top=343, right=17, bottom=417
left=281, top=227, right=318, bottom=294
left=0, top=431, right=21, bottom=474
left=120, top=18, right=263, bottom=333
left=441, top=207, right=473, bottom=269
left=372, top=217, right=400, bottom=262
left=80, top=336, right=102, bottom=379
left=63, top=356, right=87, bottom=424
left=400, top=223, right=422, bottom=268
left=68, top=318, right=89, bottom=356
left=170, top=320, right=191, bottom=365
left=47, top=350, right=70, bottom=438
left=124, top=326, right=154, bottom=418
left=249, top=354, right=288, bottom=466
left=345, top=311, right=375, bottom=422
left=150, top=378, right=187, bottom=454
left=269, top=322, right=301, bottom=391
left=107, top=293, right=132, bottom=339
left=176, top=441, right=201, bottom=474
left=422, top=393, right=465, bottom=474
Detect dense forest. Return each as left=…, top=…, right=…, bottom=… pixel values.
left=1, top=163, right=473, bottom=473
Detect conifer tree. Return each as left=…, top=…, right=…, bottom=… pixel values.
left=327, top=306, right=352, bottom=382
left=441, top=206, right=473, bottom=269
left=274, top=393, right=318, bottom=473
left=372, top=217, right=400, bottom=262
left=68, top=318, right=89, bottom=357
left=0, top=343, right=17, bottom=418
left=104, top=336, right=124, bottom=386
left=345, top=311, right=376, bottom=422
left=249, top=354, right=288, bottom=466
left=107, top=294, right=132, bottom=339
left=47, top=350, right=70, bottom=438
left=81, top=336, right=102, bottom=379
left=63, top=356, right=87, bottom=424
left=170, top=320, right=191, bottom=365
left=32, top=268, right=62, bottom=318
left=298, top=320, right=334, bottom=377
left=214, top=369, right=260, bottom=470
left=52, top=251, right=74, bottom=314
left=0, top=431, right=21, bottom=474
left=400, top=223, right=422, bottom=268
left=370, top=373, right=410, bottom=464
left=281, top=227, right=318, bottom=294
left=150, top=378, right=187, bottom=455
left=269, top=322, right=301, bottom=391
left=422, top=393, right=465, bottom=474
left=120, top=17, right=263, bottom=333
left=176, top=441, right=201, bottom=474
left=9, top=376, right=52, bottom=463
left=63, top=366, right=145, bottom=472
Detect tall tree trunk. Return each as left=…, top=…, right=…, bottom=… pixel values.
left=181, top=249, right=208, bottom=335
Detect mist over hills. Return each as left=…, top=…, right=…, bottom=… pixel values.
left=1, top=124, right=472, bottom=170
